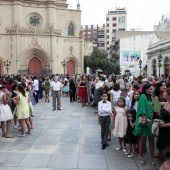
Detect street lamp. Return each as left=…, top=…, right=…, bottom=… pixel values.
left=61, top=60, right=67, bottom=75
left=158, top=54, right=162, bottom=77
left=139, top=59, right=142, bottom=75
left=4, top=60, right=11, bottom=74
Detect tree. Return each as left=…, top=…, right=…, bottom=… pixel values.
left=84, top=47, right=115, bottom=74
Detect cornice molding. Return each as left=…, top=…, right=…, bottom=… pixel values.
left=5, top=25, right=62, bottom=36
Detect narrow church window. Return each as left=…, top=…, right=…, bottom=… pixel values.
left=68, top=23, right=74, bottom=36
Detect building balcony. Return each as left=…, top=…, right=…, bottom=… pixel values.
left=98, top=38, right=105, bottom=42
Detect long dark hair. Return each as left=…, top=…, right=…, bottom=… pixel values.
left=12, top=84, right=18, bottom=91
left=128, top=108, right=136, bottom=120
left=18, top=84, right=26, bottom=97
left=142, top=83, right=153, bottom=101
left=131, top=90, right=140, bottom=109
left=154, top=81, right=165, bottom=97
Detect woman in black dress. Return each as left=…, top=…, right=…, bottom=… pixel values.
left=157, top=87, right=170, bottom=153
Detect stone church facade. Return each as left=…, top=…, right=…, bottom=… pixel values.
left=0, top=0, right=84, bottom=75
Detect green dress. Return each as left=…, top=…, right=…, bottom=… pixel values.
left=133, top=94, right=154, bottom=137
left=16, top=93, right=30, bottom=120
left=45, top=80, right=50, bottom=95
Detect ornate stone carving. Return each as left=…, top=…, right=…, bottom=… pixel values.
left=5, top=25, right=62, bottom=36
left=31, top=37, right=38, bottom=46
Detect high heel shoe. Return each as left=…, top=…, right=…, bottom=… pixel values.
left=139, top=156, right=145, bottom=165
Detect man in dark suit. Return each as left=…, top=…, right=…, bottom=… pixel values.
left=69, top=76, right=76, bottom=102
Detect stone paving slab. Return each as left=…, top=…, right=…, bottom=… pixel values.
left=0, top=97, right=159, bottom=170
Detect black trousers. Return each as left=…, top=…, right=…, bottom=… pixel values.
left=100, top=116, right=110, bottom=144
left=33, top=90, right=39, bottom=103
left=70, top=90, right=76, bottom=102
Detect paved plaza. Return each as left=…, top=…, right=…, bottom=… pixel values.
left=0, top=97, right=159, bottom=170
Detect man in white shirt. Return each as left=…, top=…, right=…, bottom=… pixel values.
left=50, top=76, right=63, bottom=111
left=98, top=92, right=112, bottom=150
left=33, top=76, right=39, bottom=103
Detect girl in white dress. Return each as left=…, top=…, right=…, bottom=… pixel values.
left=112, top=96, right=128, bottom=152
left=0, top=84, right=13, bottom=138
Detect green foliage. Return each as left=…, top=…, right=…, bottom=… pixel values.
left=84, top=47, right=115, bottom=73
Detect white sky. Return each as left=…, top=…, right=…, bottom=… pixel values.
left=67, top=0, right=170, bottom=31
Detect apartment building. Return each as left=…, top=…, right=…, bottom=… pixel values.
left=82, top=24, right=106, bottom=51
left=106, top=7, right=127, bottom=51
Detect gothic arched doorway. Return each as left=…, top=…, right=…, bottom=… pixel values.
left=67, top=60, right=75, bottom=74
left=29, top=57, right=42, bottom=75
left=19, top=48, right=51, bottom=75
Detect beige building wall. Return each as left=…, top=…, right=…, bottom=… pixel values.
left=0, top=0, right=84, bottom=75
left=147, top=38, right=170, bottom=76
left=84, top=42, right=93, bottom=56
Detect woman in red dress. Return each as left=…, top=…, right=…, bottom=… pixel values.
left=78, top=75, right=87, bottom=107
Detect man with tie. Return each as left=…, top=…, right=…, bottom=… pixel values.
left=98, top=92, right=112, bottom=150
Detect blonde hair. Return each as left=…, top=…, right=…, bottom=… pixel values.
left=126, top=82, right=132, bottom=87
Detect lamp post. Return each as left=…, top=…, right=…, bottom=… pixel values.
left=139, top=59, right=142, bottom=75
left=158, top=54, right=162, bottom=77
left=4, top=60, right=11, bottom=74
left=61, top=60, right=67, bottom=75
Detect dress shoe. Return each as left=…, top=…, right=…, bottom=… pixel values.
left=102, top=144, right=106, bottom=150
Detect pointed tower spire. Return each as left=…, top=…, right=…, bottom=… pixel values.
left=77, top=1, right=80, bottom=11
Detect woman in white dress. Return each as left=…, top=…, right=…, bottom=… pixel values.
left=0, top=84, right=13, bottom=138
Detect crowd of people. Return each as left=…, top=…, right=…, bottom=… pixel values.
left=0, top=73, right=170, bottom=169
